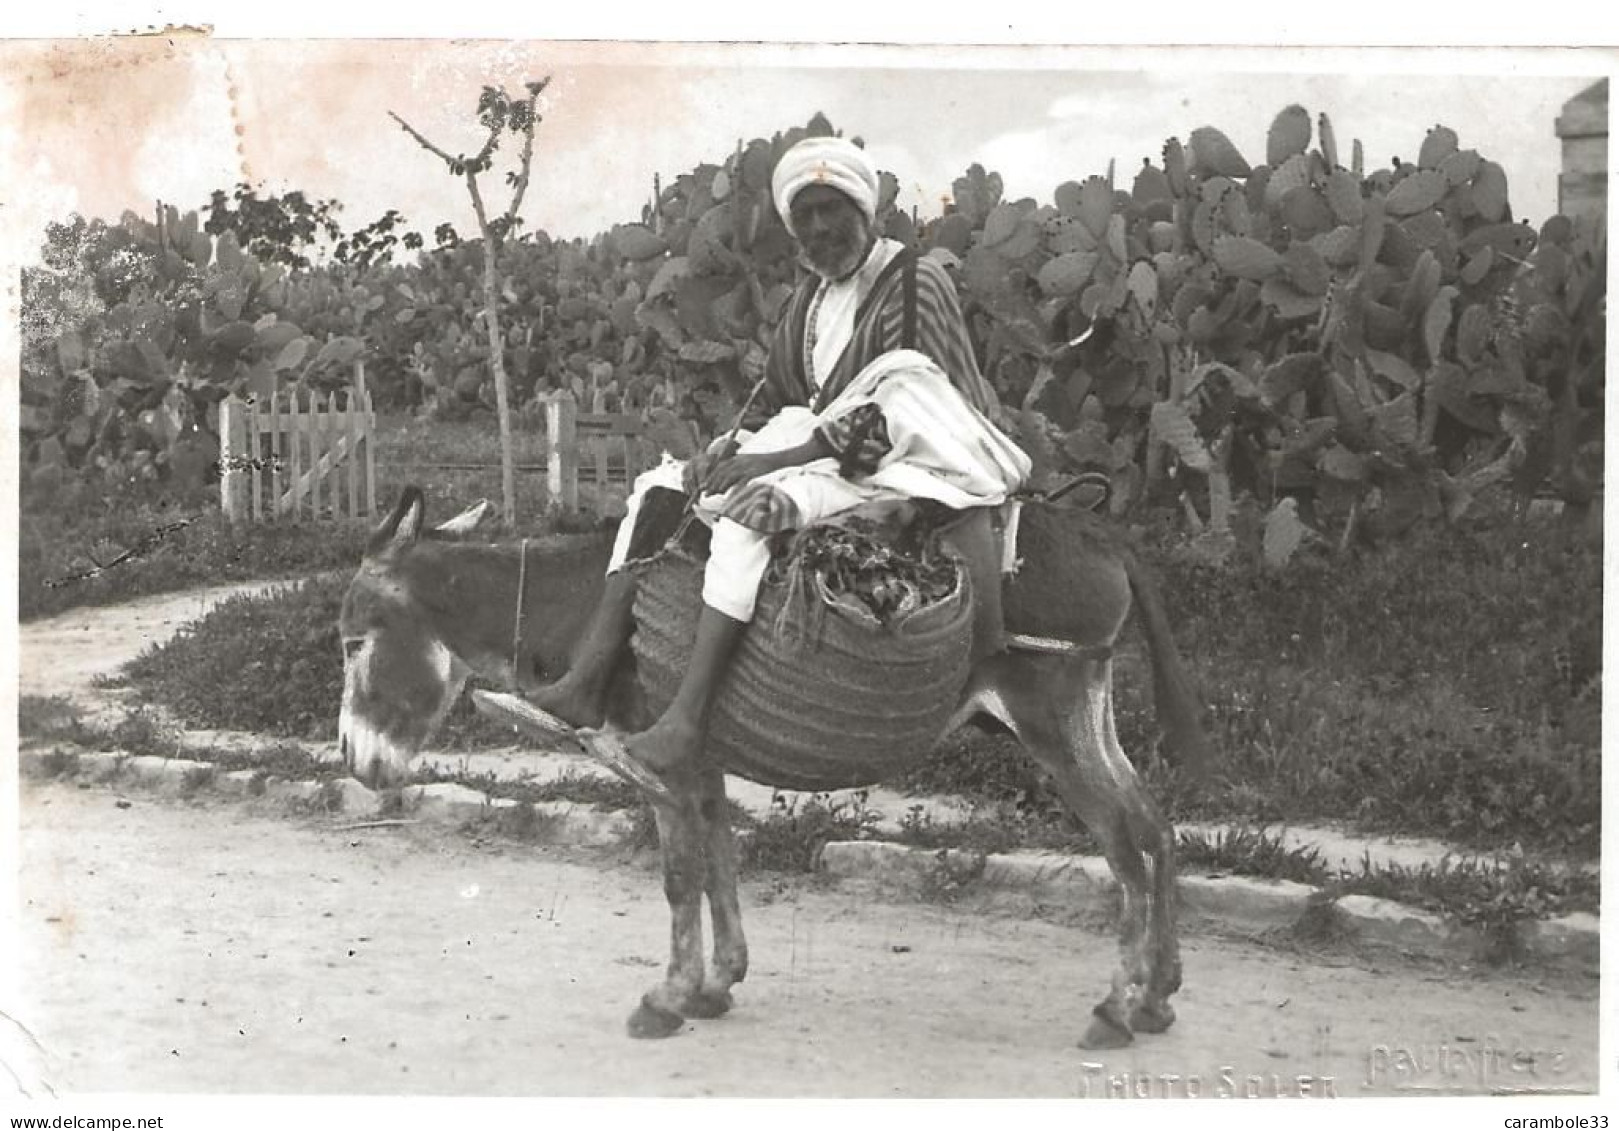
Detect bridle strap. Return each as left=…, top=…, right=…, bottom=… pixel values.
left=512, top=538, right=530, bottom=682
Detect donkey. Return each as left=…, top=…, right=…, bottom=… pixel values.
left=337, top=486, right=1213, bottom=1050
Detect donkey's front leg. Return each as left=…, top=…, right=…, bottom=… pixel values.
left=685, top=765, right=747, bottom=1019
left=628, top=778, right=707, bottom=1039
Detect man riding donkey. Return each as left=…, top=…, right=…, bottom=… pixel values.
left=530, top=136, right=1030, bottom=787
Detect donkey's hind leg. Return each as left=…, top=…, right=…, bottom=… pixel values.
left=966, top=651, right=1175, bottom=1049
left=1104, top=684, right=1181, bottom=1034
left=686, top=764, right=748, bottom=1019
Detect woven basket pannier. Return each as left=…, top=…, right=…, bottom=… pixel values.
left=629, top=546, right=974, bottom=791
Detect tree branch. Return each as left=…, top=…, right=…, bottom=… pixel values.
left=505, top=82, right=548, bottom=223
left=471, top=121, right=503, bottom=171
left=388, top=110, right=457, bottom=168
left=465, top=171, right=493, bottom=240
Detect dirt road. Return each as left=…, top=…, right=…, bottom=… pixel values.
left=14, top=782, right=1598, bottom=1099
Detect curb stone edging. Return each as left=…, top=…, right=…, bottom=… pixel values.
left=1331, top=893, right=1470, bottom=955
left=17, top=749, right=1597, bottom=977
left=818, top=841, right=1598, bottom=976
left=19, top=747, right=633, bottom=849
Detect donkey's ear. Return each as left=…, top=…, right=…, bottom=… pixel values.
left=366, top=487, right=426, bottom=557
left=435, top=498, right=494, bottom=539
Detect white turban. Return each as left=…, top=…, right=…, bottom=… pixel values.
left=770, top=137, right=880, bottom=233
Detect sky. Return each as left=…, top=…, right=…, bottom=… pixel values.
left=0, top=38, right=1610, bottom=265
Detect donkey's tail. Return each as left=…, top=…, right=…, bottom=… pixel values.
left=1120, top=546, right=1217, bottom=782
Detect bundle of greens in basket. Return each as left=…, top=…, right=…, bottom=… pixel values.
left=766, top=517, right=963, bottom=627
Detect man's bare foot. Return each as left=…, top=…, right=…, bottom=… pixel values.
left=527, top=673, right=607, bottom=730
left=624, top=715, right=704, bottom=774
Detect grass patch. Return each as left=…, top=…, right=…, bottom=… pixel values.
left=25, top=748, right=82, bottom=781
left=1147, top=517, right=1601, bottom=856
left=893, top=799, right=1097, bottom=856
left=193, top=740, right=331, bottom=778
left=918, top=849, right=990, bottom=905
left=1177, top=826, right=1329, bottom=885
left=120, top=578, right=349, bottom=741
left=18, top=695, right=87, bottom=743
left=19, top=502, right=368, bottom=622
left=107, top=707, right=185, bottom=758
left=413, top=763, right=648, bottom=812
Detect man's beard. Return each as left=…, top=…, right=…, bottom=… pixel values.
left=803, top=232, right=870, bottom=280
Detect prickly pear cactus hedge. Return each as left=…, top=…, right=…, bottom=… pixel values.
left=20, top=107, right=1606, bottom=564
left=20, top=206, right=365, bottom=506
left=904, top=109, right=1604, bottom=565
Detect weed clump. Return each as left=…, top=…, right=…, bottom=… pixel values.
left=736, top=792, right=881, bottom=873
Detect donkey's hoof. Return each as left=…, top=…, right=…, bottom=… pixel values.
left=682, top=989, right=733, bottom=1020
left=627, top=996, right=686, bottom=1039
left=1130, top=999, right=1177, bottom=1034
left=1079, top=1007, right=1134, bottom=1050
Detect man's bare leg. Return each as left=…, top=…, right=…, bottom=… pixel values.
left=527, top=569, right=636, bottom=729
left=624, top=604, right=747, bottom=772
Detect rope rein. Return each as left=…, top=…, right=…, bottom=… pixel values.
left=668, top=371, right=773, bottom=548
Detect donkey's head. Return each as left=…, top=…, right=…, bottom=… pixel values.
left=338, top=488, right=492, bottom=791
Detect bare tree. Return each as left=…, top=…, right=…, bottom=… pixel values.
left=390, top=78, right=550, bottom=530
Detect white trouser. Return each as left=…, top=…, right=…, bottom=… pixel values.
left=607, top=419, right=873, bottom=623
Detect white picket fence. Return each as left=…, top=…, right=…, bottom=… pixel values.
left=219, top=362, right=377, bottom=523
left=542, top=393, right=653, bottom=511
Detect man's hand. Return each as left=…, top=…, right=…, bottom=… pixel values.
left=702, top=452, right=785, bottom=495
left=681, top=437, right=741, bottom=495
left=686, top=434, right=833, bottom=498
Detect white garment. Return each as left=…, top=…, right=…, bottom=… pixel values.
left=807, top=239, right=903, bottom=394
left=611, top=350, right=1030, bottom=624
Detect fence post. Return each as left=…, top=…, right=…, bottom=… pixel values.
left=248, top=399, right=263, bottom=522
left=353, top=360, right=370, bottom=520
left=219, top=395, right=248, bottom=523
left=287, top=389, right=304, bottom=523
left=269, top=390, right=283, bottom=521
left=346, top=386, right=361, bottom=521
left=546, top=392, right=579, bottom=511
left=364, top=386, right=377, bottom=519
left=321, top=390, right=337, bottom=521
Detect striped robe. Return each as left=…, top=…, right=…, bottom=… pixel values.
left=752, top=247, right=999, bottom=434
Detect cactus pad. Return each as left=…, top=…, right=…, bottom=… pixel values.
left=1189, top=126, right=1253, bottom=179
left=1267, top=105, right=1313, bottom=167
left=1384, top=170, right=1448, bottom=217
left=1418, top=125, right=1460, bottom=169
left=1470, top=161, right=1510, bottom=223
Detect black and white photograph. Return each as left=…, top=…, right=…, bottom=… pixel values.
left=2, top=11, right=1611, bottom=1124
